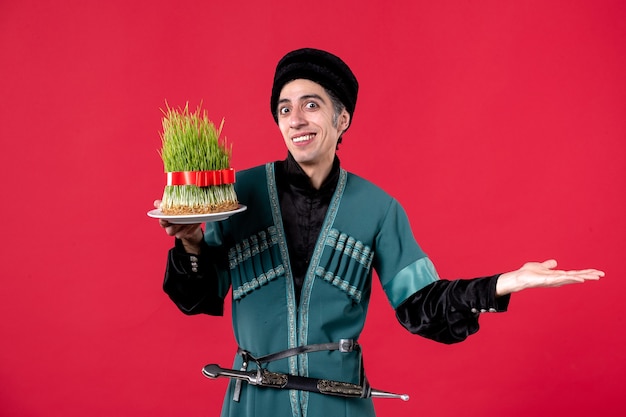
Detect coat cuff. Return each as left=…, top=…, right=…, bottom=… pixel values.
left=469, top=274, right=510, bottom=314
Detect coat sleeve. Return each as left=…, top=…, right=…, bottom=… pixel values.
left=395, top=275, right=511, bottom=344
left=162, top=238, right=230, bottom=316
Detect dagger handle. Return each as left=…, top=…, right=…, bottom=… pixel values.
left=202, top=364, right=259, bottom=384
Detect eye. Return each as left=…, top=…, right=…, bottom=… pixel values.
left=305, top=101, right=318, bottom=110
left=278, top=106, right=290, bottom=115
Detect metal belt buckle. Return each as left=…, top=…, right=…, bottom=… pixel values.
left=339, top=339, right=354, bottom=353
left=233, top=353, right=250, bottom=402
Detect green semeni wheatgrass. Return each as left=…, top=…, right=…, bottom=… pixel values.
left=159, top=102, right=238, bottom=214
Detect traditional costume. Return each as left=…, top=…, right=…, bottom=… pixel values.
left=162, top=48, right=509, bottom=417
left=164, top=155, right=509, bottom=417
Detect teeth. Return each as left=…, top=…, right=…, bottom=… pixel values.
left=293, top=134, right=314, bottom=143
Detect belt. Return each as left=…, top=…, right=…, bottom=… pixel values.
left=232, top=339, right=362, bottom=402
left=238, top=338, right=359, bottom=364
left=202, top=338, right=409, bottom=402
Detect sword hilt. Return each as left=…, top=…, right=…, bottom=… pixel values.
left=203, top=364, right=260, bottom=384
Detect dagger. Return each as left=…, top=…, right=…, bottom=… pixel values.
left=202, top=364, right=409, bottom=401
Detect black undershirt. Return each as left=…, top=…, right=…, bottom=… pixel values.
left=274, top=153, right=340, bottom=305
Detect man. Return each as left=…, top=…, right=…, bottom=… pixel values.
left=156, top=48, right=603, bottom=417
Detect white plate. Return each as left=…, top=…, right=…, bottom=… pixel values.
left=147, top=205, right=247, bottom=224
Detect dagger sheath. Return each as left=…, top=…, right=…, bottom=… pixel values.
left=202, top=364, right=409, bottom=401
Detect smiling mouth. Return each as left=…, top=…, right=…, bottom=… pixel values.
left=292, top=134, right=315, bottom=144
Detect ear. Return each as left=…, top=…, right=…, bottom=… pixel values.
left=339, top=110, right=350, bottom=131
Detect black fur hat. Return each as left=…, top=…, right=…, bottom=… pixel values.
left=270, top=48, right=359, bottom=124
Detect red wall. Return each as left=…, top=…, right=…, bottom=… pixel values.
left=1, top=1, right=624, bottom=416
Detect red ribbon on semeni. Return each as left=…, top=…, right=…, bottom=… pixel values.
left=166, top=168, right=236, bottom=187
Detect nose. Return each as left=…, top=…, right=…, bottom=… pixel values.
left=289, top=107, right=306, bottom=128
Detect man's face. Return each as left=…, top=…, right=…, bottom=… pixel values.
left=276, top=79, right=349, bottom=171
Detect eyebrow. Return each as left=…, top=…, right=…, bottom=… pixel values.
left=278, top=93, right=327, bottom=105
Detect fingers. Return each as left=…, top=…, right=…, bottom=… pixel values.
left=526, top=260, right=604, bottom=279
left=543, top=269, right=604, bottom=288
left=174, top=224, right=201, bottom=239
left=156, top=214, right=203, bottom=240
left=573, top=268, right=605, bottom=277
left=541, top=259, right=558, bottom=269
left=154, top=199, right=162, bottom=209
left=167, top=224, right=197, bottom=238
left=552, top=267, right=605, bottom=279
left=521, top=259, right=557, bottom=272
left=158, top=220, right=189, bottom=237
left=564, top=270, right=604, bottom=280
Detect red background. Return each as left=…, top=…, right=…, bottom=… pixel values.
left=1, top=1, right=624, bottom=416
